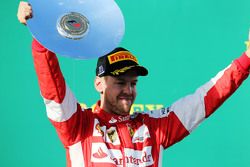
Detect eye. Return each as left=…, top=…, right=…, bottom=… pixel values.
left=131, top=81, right=137, bottom=87
left=116, top=81, right=125, bottom=85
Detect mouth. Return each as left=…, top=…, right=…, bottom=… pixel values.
left=118, top=96, right=133, bottom=104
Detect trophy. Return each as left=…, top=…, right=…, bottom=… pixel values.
left=27, top=0, right=125, bottom=59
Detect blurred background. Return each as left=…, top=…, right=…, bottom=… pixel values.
left=1, top=0, right=250, bottom=166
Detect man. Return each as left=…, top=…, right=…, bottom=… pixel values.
left=18, top=1, right=250, bottom=167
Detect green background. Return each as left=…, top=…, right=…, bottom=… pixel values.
left=1, top=0, right=250, bottom=166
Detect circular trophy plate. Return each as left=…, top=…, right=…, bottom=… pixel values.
left=27, top=0, right=125, bottom=59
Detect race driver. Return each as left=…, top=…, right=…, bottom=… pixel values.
left=17, top=1, right=250, bottom=167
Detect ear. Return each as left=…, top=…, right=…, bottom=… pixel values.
left=94, top=76, right=104, bottom=93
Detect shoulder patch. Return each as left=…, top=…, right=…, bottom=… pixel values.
left=143, top=107, right=170, bottom=118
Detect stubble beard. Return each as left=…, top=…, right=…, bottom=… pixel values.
left=108, top=97, right=134, bottom=116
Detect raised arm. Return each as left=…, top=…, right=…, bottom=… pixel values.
left=17, top=1, right=88, bottom=146
left=155, top=46, right=250, bottom=149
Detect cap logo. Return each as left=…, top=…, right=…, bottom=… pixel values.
left=110, top=66, right=134, bottom=75
left=57, top=12, right=89, bottom=40
left=108, top=51, right=138, bottom=64
left=98, top=65, right=105, bottom=75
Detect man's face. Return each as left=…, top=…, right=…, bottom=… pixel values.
left=98, top=71, right=138, bottom=115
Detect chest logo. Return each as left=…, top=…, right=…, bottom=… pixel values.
left=95, top=123, right=104, bottom=136
left=107, top=127, right=118, bottom=143
left=109, top=117, right=118, bottom=124
left=127, top=124, right=135, bottom=137
left=93, top=147, right=108, bottom=159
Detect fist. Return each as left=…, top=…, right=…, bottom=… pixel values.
left=17, top=1, right=32, bottom=25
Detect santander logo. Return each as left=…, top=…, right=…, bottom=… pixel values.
left=109, top=117, right=118, bottom=124
left=93, top=147, right=108, bottom=159
left=109, top=115, right=130, bottom=124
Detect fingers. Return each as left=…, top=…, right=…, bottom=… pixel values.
left=17, top=1, right=33, bottom=25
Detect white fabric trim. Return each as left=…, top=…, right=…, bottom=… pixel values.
left=44, top=84, right=77, bottom=122
left=158, top=145, right=164, bottom=167
left=69, top=142, right=85, bottom=167
left=171, top=65, right=230, bottom=132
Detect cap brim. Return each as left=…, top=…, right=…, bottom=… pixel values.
left=130, top=65, right=148, bottom=76
left=108, top=65, right=148, bottom=76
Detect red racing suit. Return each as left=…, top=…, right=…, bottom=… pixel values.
left=32, top=39, right=250, bottom=167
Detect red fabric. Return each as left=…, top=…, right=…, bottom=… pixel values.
left=205, top=59, right=249, bottom=117
left=235, top=52, right=250, bottom=72
left=32, top=39, right=66, bottom=103
left=31, top=40, right=249, bottom=166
